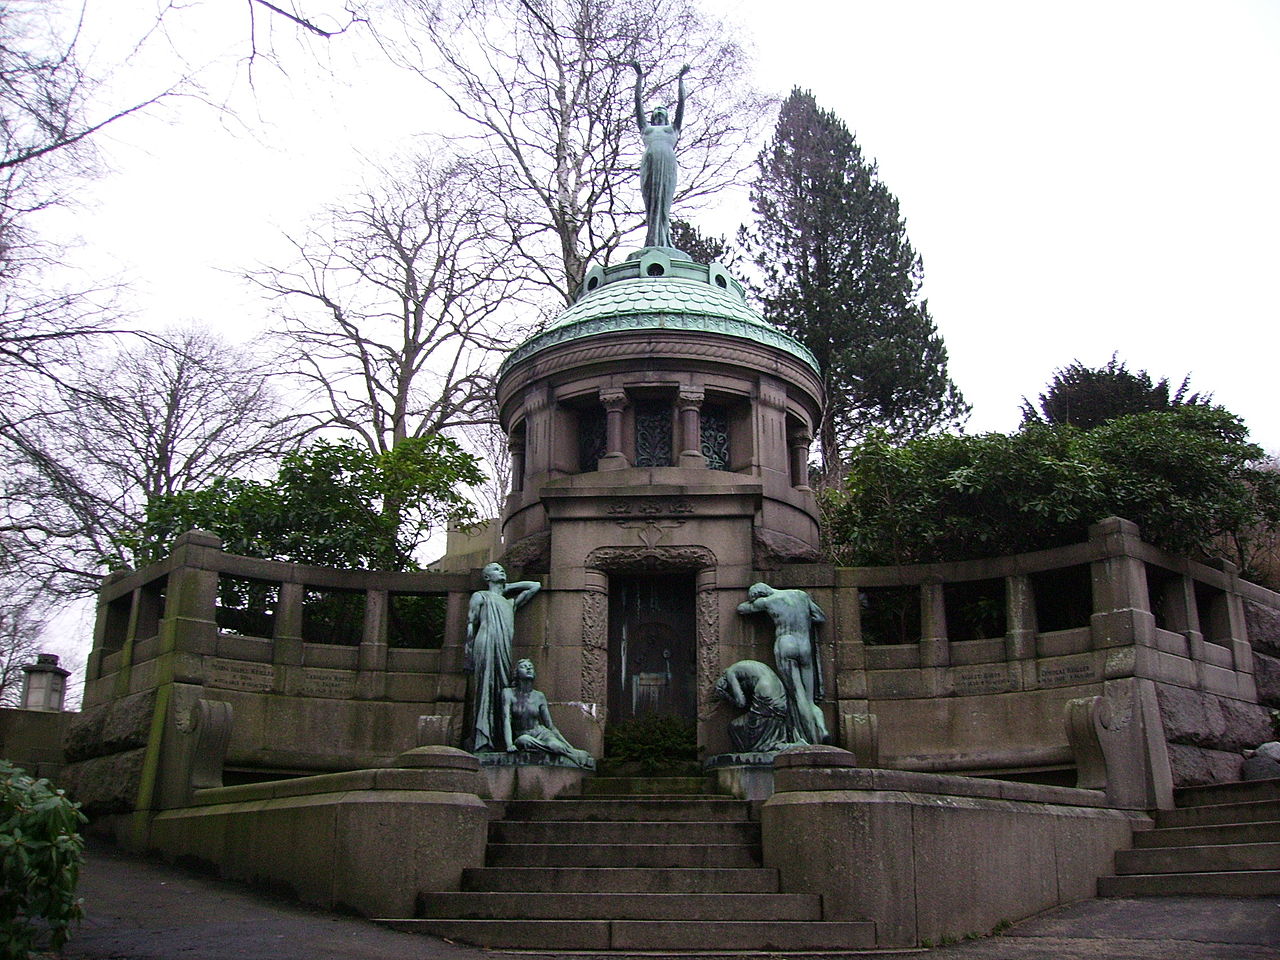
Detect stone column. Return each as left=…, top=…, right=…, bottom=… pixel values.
left=678, top=387, right=706, bottom=467
left=1005, top=574, right=1037, bottom=688
left=357, top=588, right=388, bottom=698
left=789, top=430, right=812, bottom=489
left=598, top=389, right=630, bottom=471
left=1005, top=575, right=1036, bottom=660
left=919, top=581, right=949, bottom=696
left=152, top=531, right=222, bottom=698
left=1169, top=574, right=1204, bottom=661
left=1220, top=566, right=1258, bottom=699
left=1088, top=517, right=1156, bottom=655
left=274, top=581, right=305, bottom=666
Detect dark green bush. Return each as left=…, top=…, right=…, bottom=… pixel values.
left=824, top=408, right=1280, bottom=586
left=0, top=761, right=86, bottom=959
left=603, top=716, right=698, bottom=774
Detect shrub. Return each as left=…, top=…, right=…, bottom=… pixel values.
left=603, top=716, right=699, bottom=774
left=0, top=760, right=86, bottom=959
left=824, top=408, right=1280, bottom=586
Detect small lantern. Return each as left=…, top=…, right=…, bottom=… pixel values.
left=20, top=653, right=70, bottom=712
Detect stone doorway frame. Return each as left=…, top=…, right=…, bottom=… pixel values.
left=581, top=546, right=719, bottom=727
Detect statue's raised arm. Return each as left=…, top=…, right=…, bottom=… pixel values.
left=673, top=64, right=689, bottom=132
left=630, top=61, right=646, bottom=135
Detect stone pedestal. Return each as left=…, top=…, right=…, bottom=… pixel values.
left=478, top=751, right=595, bottom=800
left=706, top=752, right=776, bottom=800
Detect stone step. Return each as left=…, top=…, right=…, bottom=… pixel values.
left=501, top=798, right=752, bottom=822
left=462, top=865, right=779, bottom=893
left=417, top=891, right=822, bottom=921
left=584, top=777, right=716, bottom=796
left=378, top=918, right=878, bottom=952
left=1155, top=798, right=1280, bottom=829
left=1098, top=869, right=1280, bottom=897
left=489, top=819, right=758, bottom=845
left=1174, top=778, right=1280, bottom=808
left=1115, top=841, right=1280, bottom=875
left=1132, top=819, right=1280, bottom=848
left=485, top=842, right=760, bottom=869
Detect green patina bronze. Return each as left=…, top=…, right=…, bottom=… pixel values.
left=631, top=61, right=689, bottom=249
left=498, top=257, right=819, bottom=378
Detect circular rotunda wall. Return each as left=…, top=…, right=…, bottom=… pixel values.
left=495, top=249, right=824, bottom=564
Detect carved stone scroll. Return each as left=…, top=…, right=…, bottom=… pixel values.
left=189, top=698, right=233, bottom=790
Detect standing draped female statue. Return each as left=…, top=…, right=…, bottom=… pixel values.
left=465, top=562, right=541, bottom=752
left=630, top=62, right=689, bottom=249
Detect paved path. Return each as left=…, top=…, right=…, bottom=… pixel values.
left=57, top=842, right=1280, bottom=960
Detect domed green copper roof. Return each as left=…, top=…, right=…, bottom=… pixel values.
left=498, top=252, right=820, bottom=378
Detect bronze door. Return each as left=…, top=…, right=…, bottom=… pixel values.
left=608, top=574, right=696, bottom=722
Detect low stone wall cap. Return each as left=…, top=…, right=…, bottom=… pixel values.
left=774, top=744, right=859, bottom=768
left=394, top=745, right=481, bottom=771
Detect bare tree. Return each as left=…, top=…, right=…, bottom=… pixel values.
left=456, top=417, right=514, bottom=520
left=253, top=153, right=524, bottom=455
left=0, top=328, right=292, bottom=594
left=0, top=585, right=44, bottom=707
left=382, top=0, right=770, bottom=302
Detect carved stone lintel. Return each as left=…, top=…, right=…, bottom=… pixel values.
left=606, top=497, right=694, bottom=517
left=586, top=545, right=716, bottom=572
left=616, top=519, right=686, bottom=550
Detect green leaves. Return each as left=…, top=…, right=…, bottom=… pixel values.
left=825, top=407, right=1279, bottom=583
left=121, top=435, right=486, bottom=571
left=1, top=760, right=86, bottom=958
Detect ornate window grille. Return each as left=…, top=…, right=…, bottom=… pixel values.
left=634, top=401, right=673, bottom=467
left=700, top=406, right=730, bottom=471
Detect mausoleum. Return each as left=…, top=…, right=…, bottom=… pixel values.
left=42, top=64, right=1280, bottom=952
left=494, top=249, right=824, bottom=758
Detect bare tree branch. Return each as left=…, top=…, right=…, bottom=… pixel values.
left=252, top=151, right=529, bottom=456
left=380, top=0, right=772, bottom=302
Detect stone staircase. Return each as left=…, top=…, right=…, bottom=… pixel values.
left=1099, top=778, right=1280, bottom=896
left=381, top=776, right=876, bottom=952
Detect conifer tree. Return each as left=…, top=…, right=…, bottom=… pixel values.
left=741, top=89, right=967, bottom=477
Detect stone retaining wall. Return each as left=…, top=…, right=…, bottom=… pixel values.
left=761, top=747, right=1149, bottom=947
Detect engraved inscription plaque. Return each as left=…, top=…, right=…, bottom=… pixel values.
left=206, top=658, right=275, bottom=693
left=1038, top=655, right=1101, bottom=688
left=951, top=663, right=1014, bottom=696
left=296, top=667, right=357, bottom=699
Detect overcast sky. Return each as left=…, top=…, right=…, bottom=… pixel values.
left=57, top=0, right=1280, bottom=454
left=31, top=0, right=1280, bottom=697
